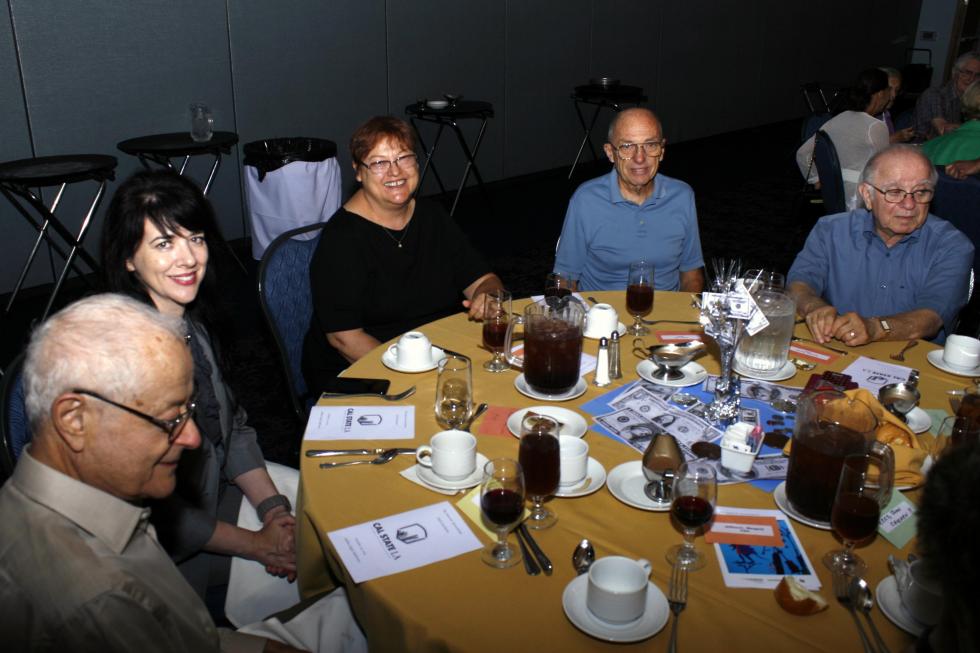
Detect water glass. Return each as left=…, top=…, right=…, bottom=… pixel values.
left=482, top=289, right=512, bottom=373
left=434, top=354, right=473, bottom=429
left=189, top=102, right=213, bottom=142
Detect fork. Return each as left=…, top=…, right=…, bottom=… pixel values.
left=890, top=340, right=918, bottom=362
left=666, top=562, right=688, bottom=653
left=318, top=386, right=416, bottom=401
left=833, top=570, right=874, bottom=653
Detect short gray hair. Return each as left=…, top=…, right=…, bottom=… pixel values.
left=963, top=80, right=980, bottom=121
left=954, top=51, right=980, bottom=72
left=859, top=144, right=938, bottom=187
left=606, top=107, right=661, bottom=143
left=23, top=293, right=187, bottom=430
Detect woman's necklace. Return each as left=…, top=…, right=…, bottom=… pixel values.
left=377, top=216, right=411, bottom=248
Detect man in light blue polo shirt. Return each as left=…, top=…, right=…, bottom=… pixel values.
left=788, top=145, right=973, bottom=346
left=554, top=108, right=705, bottom=292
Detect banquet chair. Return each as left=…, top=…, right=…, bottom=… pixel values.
left=813, top=130, right=846, bottom=215
left=257, top=221, right=326, bottom=422
left=800, top=82, right=831, bottom=114
left=0, top=353, right=29, bottom=484
left=931, top=169, right=980, bottom=334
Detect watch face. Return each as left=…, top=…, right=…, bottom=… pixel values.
left=880, top=319, right=891, bottom=332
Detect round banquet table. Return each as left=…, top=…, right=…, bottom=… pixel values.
left=297, top=290, right=962, bottom=652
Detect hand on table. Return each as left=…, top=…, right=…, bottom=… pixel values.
left=830, top=312, right=872, bottom=346
left=803, top=305, right=838, bottom=343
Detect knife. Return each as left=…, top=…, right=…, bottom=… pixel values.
left=306, top=448, right=416, bottom=458
left=517, top=523, right=553, bottom=576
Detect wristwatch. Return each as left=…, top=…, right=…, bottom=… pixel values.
left=877, top=317, right=892, bottom=335
left=256, top=494, right=292, bottom=522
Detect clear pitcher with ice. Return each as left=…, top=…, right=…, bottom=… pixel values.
left=734, top=275, right=796, bottom=375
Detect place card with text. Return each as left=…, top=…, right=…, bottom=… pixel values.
left=303, top=405, right=415, bottom=441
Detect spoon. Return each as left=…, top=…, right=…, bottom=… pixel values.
left=849, top=577, right=891, bottom=653
left=790, top=357, right=816, bottom=371
left=462, top=403, right=489, bottom=431
left=319, top=449, right=401, bottom=469
left=572, top=539, right=596, bottom=575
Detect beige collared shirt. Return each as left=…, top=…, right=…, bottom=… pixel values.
left=0, top=449, right=262, bottom=653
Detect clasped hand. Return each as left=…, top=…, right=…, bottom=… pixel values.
left=804, top=306, right=872, bottom=346
left=252, top=512, right=297, bottom=581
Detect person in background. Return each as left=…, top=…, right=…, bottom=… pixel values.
left=913, top=51, right=980, bottom=139
left=554, top=107, right=705, bottom=292
left=921, top=81, right=980, bottom=167
left=878, top=66, right=915, bottom=143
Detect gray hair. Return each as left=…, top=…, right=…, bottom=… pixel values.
left=859, top=144, right=938, bottom=187
left=879, top=66, right=901, bottom=80
left=954, top=51, right=980, bottom=72
left=606, top=107, right=661, bottom=143
left=963, top=80, right=980, bottom=121
left=23, top=293, right=186, bottom=430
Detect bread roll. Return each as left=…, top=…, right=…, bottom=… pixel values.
left=876, top=422, right=912, bottom=448
left=774, top=576, right=828, bottom=615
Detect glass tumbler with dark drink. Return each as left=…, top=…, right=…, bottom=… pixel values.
left=480, top=458, right=526, bottom=569
left=518, top=414, right=560, bottom=530
left=482, top=289, right=512, bottom=373
left=823, top=454, right=890, bottom=575
left=626, top=260, right=655, bottom=336
left=666, top=461, right=716, bottom=571
left=935, top=415, right=980, bottom=459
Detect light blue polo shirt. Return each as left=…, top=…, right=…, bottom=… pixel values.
left=787, top=210, right=974, bottom=342
left=554, top=170, right=704, bottom=291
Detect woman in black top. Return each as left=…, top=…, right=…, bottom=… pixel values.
left=303, top=116, right=504, bottom=393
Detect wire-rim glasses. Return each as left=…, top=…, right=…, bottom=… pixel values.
left=361, top=153, right=419, bottom=176
left=864, top=183, right=934, bottom=204
left=615, top=140, right=665, bottom=160
left=74, top=389, right=196, bottom=443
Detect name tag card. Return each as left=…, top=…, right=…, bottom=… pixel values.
left=705, top=514, right=783, bottom=547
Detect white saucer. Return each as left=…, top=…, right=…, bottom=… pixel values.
left=606, top=461, right=670, bottom=512
left=772, top=481, right=831, bottom=530
left=514, top=374, right=588, bottom=401
left=507, top=406, right=588, bottom=438
left=562, top=574, right=669, bottom=643
left=555, top=458, right=607, bottom=498
left=584, top=322, right=627, bottom=340
left=635, top=360, right=708, bottom=388
left=905, top=407, right=931, bottom=434
left=926, top=349, right=980, bottom=376
left=381, top=346, right=446, bottom=373
left=876, top=575, right=926, bottom=636
left=416, top=453, right=489, bottom=490
left=734, top=359, right=796, bottom=382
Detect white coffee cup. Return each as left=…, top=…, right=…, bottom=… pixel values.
left=389, top=331, right=433, bottom=368
left=586, top=556, right=652, bottom=623
left=415, top=430, right=477, bottom=481
left=586, top=303, right=619, bottom=338
left=894, top=559, right=944, bottom=625
left=943, top=335, right=980, bottom=370
left=559, top=435, right=589, bottom=488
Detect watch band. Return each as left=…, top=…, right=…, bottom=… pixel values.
left=878, top=318, right=892, bottom=334
left=256, top=494, right=292, bottom=522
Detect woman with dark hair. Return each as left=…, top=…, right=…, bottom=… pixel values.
left=302, top=115, right=504, bottom=393
left=796, top=68, right=892, bottom=210
left=100, top=169, right=297, bottom=610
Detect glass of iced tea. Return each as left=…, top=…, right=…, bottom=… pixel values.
left=823, top=454, right=889, bottom=576
left=626, top=260, right=654, bottom=335
left=482, top=289, right=511, bottom=373
left=518, top=414, right=560, bottom=530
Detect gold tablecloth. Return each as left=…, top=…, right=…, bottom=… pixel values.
left=298, top=291, right=963, bottom=652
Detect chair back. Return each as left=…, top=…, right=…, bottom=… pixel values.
left=813, top=130, right=846, bottom=215
left=800, top=82, right=830, bottom=114
left=257, top=222, right=326, bottom=422
left=932, top=168, right=980, bottom=282
left=1, top=353, right=29, bottom=483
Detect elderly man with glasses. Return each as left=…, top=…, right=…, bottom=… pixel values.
left=554, top=107, right=705, bottom=292
left=914, top=51, right=980, bottom=140
left=788, top=145, right=973, bottom=346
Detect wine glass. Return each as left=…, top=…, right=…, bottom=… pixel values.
left=518, top=414, right=560, bottom=530
left=823, top=454, right=887, bottom=576
left=666, top=461, right=717, bottom=571
left=626, top=260, right=655, bottom=336
left=482, top=289, right=512, bottom=373
left=934, top=415, right=980, bottom=460
left=434, top=354, right=473, bottom=429
left=544, top=272, right=573, bottom=302
left=480, top=458, right=526, bottom=568
left=742, top=269, right=786, bottom=294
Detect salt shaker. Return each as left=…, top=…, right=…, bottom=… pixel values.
left=594, top=337, right=611, bottom=386
left=609, top=331, right=622, bottom=379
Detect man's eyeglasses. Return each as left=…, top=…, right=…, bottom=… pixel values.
left=360, top=153, right=419, bottom=176
left=75, top=389, right=196, bottom=444
left=614, top=140, right=665, bottom=160
left=956, top=67, right=980, bottom=81
left=865, top=184, right=934, bottom=204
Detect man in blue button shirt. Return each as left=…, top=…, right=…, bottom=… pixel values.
left=788, top=145, right=973, bottom=346
left=554, top=108, right=705, bottom=292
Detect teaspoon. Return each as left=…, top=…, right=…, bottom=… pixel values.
left=462, top=403, right=489, bottom=431
left=572, top=539, right=596, bottom=575
left=849, top=577, right=891, bottom=653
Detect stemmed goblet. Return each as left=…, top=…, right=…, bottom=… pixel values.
left=626, top=260, right=655, bottom=336
left=480, top=458, right=526, bottom=568
left=666, top=461, right=717, bottom=571
left=823, top=454, right=888, bottom=576
left=934, top=415, right=980, bottom=460
left=544, top=272, right=573, bottom=301
left=518, top=414, right=560, bottom=530
left=482, top=289, right=512, bottom=372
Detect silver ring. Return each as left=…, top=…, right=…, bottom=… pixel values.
left=848, top=331, right=856, bottom=338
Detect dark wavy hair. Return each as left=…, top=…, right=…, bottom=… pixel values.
left=99, top=169, right=221, bottom=325
left=349, top=115, right=417, bottom=166
left=837, top=68, right=889, bottom=113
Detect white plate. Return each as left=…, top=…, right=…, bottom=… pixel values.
left=562, top=574, right=669, bottom=643
left=905, top=407, right=931, bottom=434
left=926, top=349, right=980, bottom=376
left=507, top=407, right=588, bottom=438
left=876, top=575, right=926, bottom=636
left=555, top=458, right=607, bottom=498
left=381, top=346, right=446, bottom=373
left=584, top=322, right=627, bottom=340
left=733, top=359, right=797, bottom=382
left=772, top=481, right=831, bottom=530
left=415, top=453, right=489, bottom=491
left=514, top=374, right=588, bottom=402
left=635, top=360, right=708, bottom=388
left=606, top=461, right=670, bottom=512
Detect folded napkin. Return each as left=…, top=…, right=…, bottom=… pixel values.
left=782, top=388, right=926, bottom=487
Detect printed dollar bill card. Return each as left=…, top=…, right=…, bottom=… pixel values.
left=304, top=405, right=414, bottom=441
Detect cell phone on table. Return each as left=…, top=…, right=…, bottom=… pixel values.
left=329, top=377, right=391, bottom=395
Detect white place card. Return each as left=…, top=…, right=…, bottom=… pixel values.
left=303, top=405, right=415, bottom=441
left=842, top=356, right=914, bottom=392
left=327, top=502, right=482, bottom=583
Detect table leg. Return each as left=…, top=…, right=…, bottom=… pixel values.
left=411, top=118, right=449, bottom=197
left=449, top=117, right=489, bottom=216
left=568, top=100, right=603, bottom=179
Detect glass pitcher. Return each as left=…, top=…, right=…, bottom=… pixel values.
left=504, top=299, right=584, bottom=395
left=785, top=390, right=892, bottom=522
left=734, top=285, right=796, bottom=375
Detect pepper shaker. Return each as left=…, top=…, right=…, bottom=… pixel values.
left=594, top=337, right=611, bottom=386
left=609, top=331, right=622, bottom=380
